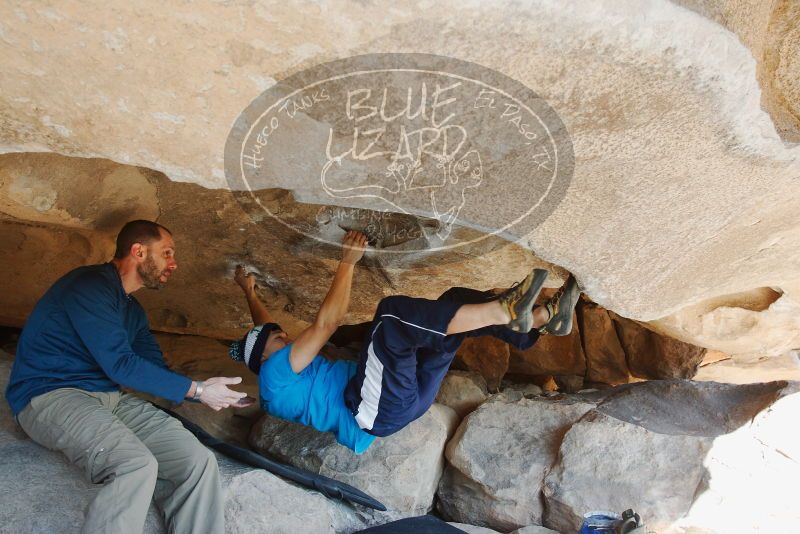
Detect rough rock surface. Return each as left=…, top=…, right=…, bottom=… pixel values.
left=437, top=395, right=595, bottom=530
left=611, top=312, right=708, bottom=380
left=250, top=404, right=459, bottom=524
left=498, top=382, right=544, bottom=400
left=578, top=302, right=629, bottom=385
left=0, top=152, right=537, bottom=338
left=435, top=374, right=799, bottom=533
left=651, top=286, right=800, bottom=358
left=0, top=1, right=799, bottom=360
left=695, top=350, right=800, bottom=383
left=543, top=380, right=798, bottom=533
left=0, top=350, right=364, bottom=534
left=508, top=307, right=586, bottom=378
left=453, top=337, right=510, bottom=392
left=676, top=0, right=800, bottom=142
left=221, top=466, right=363, bottom=534
left=543, top=410, right=712, bottom=533
left=434, top=370, right=489, bottom=420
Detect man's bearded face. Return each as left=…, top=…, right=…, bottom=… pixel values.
left=137, top=251, right=171, bottom=289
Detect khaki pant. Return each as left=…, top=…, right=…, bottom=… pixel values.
left=17, top=388, right=224, bottom=534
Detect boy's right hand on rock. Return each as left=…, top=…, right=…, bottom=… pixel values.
left=234, top=265, right=256, bottom=294
left=341, top=230, right=368, bottom=265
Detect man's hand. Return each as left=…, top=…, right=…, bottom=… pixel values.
left=341, top=230, right=368, bottom=265
left=197, top=377, right=248, bottom=411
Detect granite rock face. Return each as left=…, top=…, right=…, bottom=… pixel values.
left=543, top=410, right=712, bottom=533
left=578, top=302, right=629, bottom=385
left=250, top=403, right=459, bottom=525
left=437, top=376, right=800, bottom=533
left=543, top=380, right=799, bottom=533
left=437, top=395, right=595, bottom=530
left=453, top=337, right=511, bottom=393
left=0, top=1, right=799, bottom=362
left=0, top=152, right=538, bottom=339
left=610, top=312, right=708, bottom=380
left=221, top=465, right=364, bottom=534
left=434, top=370, right=490, bottom=420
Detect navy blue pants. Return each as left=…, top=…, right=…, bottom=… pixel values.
left=344, top=287, right=540, bottom=437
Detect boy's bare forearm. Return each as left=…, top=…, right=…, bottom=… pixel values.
left=245, top=289, right=274, bottom=325
left=314, top=261, right=354, bottom=330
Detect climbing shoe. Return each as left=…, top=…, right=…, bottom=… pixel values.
left=540, top=274, right=580, bottom=336
left=498, top=268, right=549, bottom=332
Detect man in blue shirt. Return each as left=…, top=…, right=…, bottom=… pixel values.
left=229, top=230, right=580, bottom=453
left=6, top=220, right=249, bottom=534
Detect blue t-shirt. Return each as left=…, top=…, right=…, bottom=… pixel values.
left=259, top=344, right=376, bottom=454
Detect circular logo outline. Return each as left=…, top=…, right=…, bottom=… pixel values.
left=225, top=53, right=573, bottom=255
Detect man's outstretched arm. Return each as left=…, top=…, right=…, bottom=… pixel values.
left=234, top=265, right=275, bottom=325
left=289, top=231, right=368, bottom=373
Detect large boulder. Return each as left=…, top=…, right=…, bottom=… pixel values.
left=437, top=394, right=595, bottom=530
left=436, top=375, right=800, bottom=533
left=220, top=462, right=363, bottom=534
left=542, top=380, right=798, bottom=533
left=0, top=444, right=364, bottom=534
left=543, top=410, right=711, bottom=533
left=434, top=370, right=489, bottom=420
left=678, top=383, right=800, bottom=532
left=508, top=308, right=586, bottom=379
left=250, top=404, right=459, bottom=524
left=454, top=337, right=510, bottom=392
left=611, top=312, right=707, bottom=380
left=577, top=302, right=629, bottom=385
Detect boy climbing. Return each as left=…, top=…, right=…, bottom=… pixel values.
left=229, top=230, right=580, bottom=453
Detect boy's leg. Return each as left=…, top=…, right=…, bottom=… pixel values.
left=345, top=295, right=463, bottom=437
left=412, top=346, right=459, bottom=420
left=437, top=286, right=542, bottom=351
left=345, top=276, right=548, bottom=436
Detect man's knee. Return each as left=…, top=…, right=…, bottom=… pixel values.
left=171, top=442, right=219, bottom=481
left=100, top=448, right=158, bottom=486
left=194, top=446, right=218, bottom=476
